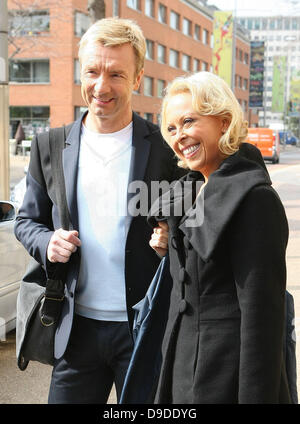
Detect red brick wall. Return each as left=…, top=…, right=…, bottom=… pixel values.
left=9, top=0, right=255, bottom=129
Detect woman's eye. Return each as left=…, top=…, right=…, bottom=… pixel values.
left=167, top=126, right=176, bottom=134
left=183, top=118, right=194, bottom=125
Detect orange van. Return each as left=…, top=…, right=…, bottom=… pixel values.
left=245, top=128, right=280, bottom=164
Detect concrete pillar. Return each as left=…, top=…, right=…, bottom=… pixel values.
left=0, top=0, right=9, bottom=200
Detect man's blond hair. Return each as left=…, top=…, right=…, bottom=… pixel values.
left=78, top=17, right=146, bottom=76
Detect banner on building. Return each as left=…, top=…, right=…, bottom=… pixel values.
left=249, top=41, right=265, bottom=108
left=289, top=69, right=300, bottom=114
left=212, top=11, right=233, bottom=87
left=272, top=56, right=286, bottom=113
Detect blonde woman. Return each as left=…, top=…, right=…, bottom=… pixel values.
left=149, top=72, right=291, bottom=403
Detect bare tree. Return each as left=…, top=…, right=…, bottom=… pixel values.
left=87, top=0, right=105, bottom=23
left=8, top=0, right=107, bottom=59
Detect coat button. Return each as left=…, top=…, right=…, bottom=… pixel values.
left=178, top=267, right=187, bottom=284
left=179, top=299, right=187, bottom=313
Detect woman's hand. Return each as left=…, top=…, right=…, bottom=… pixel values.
left=149, top=221, right=169, bottom=257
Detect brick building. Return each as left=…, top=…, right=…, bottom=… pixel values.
left=8, top=0, right=254, bottom=138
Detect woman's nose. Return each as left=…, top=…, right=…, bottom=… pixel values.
left=175, top=127, right=186, bottom=142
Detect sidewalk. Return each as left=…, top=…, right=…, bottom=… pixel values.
left=9, top=154, right=29, bottom=189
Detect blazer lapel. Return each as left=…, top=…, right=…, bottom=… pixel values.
left=126, top=113, right=151, bottom=230
left=62, top=113, right=85, bottom=231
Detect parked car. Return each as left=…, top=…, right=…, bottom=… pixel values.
left=279, top=131, right=299, bottom=146
left=0, top=201, right=29, bottom=339
left=245, top=127, right=280, bottom=164
left=286, top=134, right=299, bottom=146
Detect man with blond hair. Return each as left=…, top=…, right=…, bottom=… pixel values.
left=15, top=17, right=183, bottom=404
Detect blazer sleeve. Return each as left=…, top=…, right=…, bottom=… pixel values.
left=229, top=184, right=289, bottom=403
left=14, top=134, right=54, bottom=273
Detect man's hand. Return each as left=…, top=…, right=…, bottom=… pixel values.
left=47, top=229, right=81, bottom=263
left=149, top=221, right=169, bottom=257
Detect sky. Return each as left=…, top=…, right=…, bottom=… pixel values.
left=206, top=0, right=300, bottom=16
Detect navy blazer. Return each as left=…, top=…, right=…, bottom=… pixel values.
left=15, top=112, right=185, bottom=359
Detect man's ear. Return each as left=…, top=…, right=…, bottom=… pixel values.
left=134, top=68, right=144, bottom=91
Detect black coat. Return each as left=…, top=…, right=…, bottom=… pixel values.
left=149, top=143, right=291, bottom=404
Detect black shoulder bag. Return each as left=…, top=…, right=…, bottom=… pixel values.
left=17, top=125, right=72, bottom=371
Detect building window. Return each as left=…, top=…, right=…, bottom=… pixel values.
left=243, top=79, right=248, bottom=90
left=146, top=39, right=154, bottom=60
left=127, top=0, right=141, bottom=10
left=75, top=106, right=88, bottom=120
left=201, top=61, right=208, bottom=71
left=169, top=49, right=179, bottom=68
left=284, top=18, right=290, bottom=30
left=277, top=18, right=282, bottom=30
left=9, top=9, right=50, bottom=36
left=261, top=18, right=267, bottom=30
left=10, top=106, right=50, bottom=138
left=144, top=113, right=153, bottom=122
left=157, top=79, right=165, bottom=98
left=74, top=12, right=91, bottom=37
left=157, top=44, right=166, bottom=63
left=292, top=18, right=298, bottom=30
left=145, top=0, right=154, bottom=18
left=182, top=54, right=191, bottom=71
left=239, top=49, right=243, bottom=62
left=203, top=29, right=209, bottom=45
left=158, top=3, right=167, bottom=24
left=183, top=18, right=192, bottom=36
left=247, top=19, right=253, bottom=30
left=74, top=59, right=81, bottom=84
left=244, top=53, right=249, bottom=65
left=144, top=76, right=153, bottom=96
left=194, top=24, right=201, bottom=41
left=254, top=19, right=260, bottom=30
left=193, top=58, right=200, bottom=72
left=9, top=59, right=49, bottom=83
left=170, top=11, right=180, bottom=30
left=270, top=19, right=276, bottom=30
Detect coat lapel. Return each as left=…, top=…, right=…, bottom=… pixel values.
left=62, top=113, right=85, bottom=231
left=126, top=113, right=151, bottom=230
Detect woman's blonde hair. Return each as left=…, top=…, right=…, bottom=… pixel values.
left=161, top=71, right=248, bottom=168
left=78, top=17, right=146, bottom=76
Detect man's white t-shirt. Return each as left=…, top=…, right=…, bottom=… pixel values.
left=75, top=122, right=133, bottom=321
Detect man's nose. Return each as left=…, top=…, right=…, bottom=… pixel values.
left=94, top=75, right=109, bottom=93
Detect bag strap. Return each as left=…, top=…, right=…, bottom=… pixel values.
left=47, top=124, right=73, bottom=281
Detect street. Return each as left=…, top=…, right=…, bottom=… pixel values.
left=0, top=146, right=299, bottom=404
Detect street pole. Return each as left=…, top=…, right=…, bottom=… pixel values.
left=0, top=0, right=9, bottom=200
left=231, top=0, right=237, bottom=91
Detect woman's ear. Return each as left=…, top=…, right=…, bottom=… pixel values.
left=221, top=117, right=230, bottom=133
